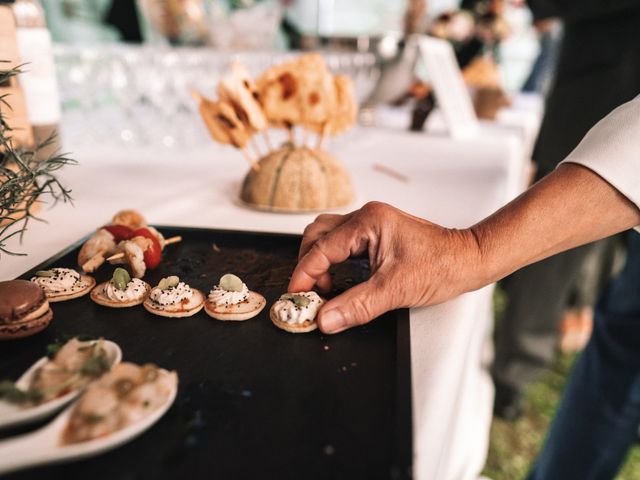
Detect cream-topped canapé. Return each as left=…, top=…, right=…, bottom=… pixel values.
left=149, top=282, right=193, bottom=306
left=31, top=268, right=84, bottom=293
left=104, top=278, right=148, bottom=303
left=272, top=291, right=323, bottom=325
left=208, top=283, right=249, bottom=306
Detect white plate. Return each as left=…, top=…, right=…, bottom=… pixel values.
left=0, top=369, right=177, bottom=475
left=0, top=340, right=122, bottom=430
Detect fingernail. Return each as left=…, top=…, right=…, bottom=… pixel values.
left=321, top=309, right=344, bottom=333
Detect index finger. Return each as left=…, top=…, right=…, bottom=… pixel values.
left=288, top=219, right=367, bottom=292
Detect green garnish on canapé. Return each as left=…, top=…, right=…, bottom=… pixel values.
left=280, top=293, right=310, bottom=308
left=111, top=268, right=131, bottom=291
left=158, top=276, right=179, bottom=290
left=218, top=273, right=244, bottom=292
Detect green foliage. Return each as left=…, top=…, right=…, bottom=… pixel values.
left=0, top=62, right=76, bottom=257
left=483, top=352, right=640, bottom=479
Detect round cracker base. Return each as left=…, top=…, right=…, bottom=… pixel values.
left=0, top=308, right=53, bottom=340
left=269, top=304, right=318, bottom=333
left=90, top=281, right=151, bottom=308
left=46, top=275, right=96, bottom=303
left=143, top=289, right=205, bottom=318
left=204, top=291, right=266, bottom=321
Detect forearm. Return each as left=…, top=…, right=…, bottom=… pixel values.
left=465, top=163, right=640, bottom=289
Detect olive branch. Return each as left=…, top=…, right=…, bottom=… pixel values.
left=0, top=62, right=76, bottom=257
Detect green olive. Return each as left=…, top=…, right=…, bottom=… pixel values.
left=280, top=293, right=310, bottom=308
left=158, top=275, right=179, bottom=290
left=35, top=270, right=53, bottom=277
left=219, top=273, right=243, bottom=292
left=112, top=268, right=131, bottom=290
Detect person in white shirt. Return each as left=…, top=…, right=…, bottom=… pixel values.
left=288, top=95, right=640, bottom=478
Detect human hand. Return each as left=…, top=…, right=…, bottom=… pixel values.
left=288, top=202, right=480, bottom=334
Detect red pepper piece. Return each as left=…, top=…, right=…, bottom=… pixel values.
left=130, top=227, right=162, bottom=269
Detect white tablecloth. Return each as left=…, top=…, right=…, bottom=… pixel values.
left=1, top=124, right=528, bottom=480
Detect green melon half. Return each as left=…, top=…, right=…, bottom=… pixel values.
left=240, top=145, right=353, bottom=212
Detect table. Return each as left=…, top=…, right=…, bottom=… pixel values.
left=1, top=123, right=528, bottom=480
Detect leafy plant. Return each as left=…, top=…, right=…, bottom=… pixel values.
left=0, top=62, right=76, bottom=257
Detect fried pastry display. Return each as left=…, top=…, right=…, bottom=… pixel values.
left=194, top=53, right=356, bottom=212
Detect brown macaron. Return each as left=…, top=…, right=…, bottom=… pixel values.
left=0, top=280, right=53, bottom=340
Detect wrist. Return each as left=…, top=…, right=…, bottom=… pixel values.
left=456, top=226, right=492, bottom=293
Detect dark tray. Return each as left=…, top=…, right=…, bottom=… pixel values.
left=0, top=227, right=412, bottom=480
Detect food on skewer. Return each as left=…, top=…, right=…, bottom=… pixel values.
left=62, top=362, right=177, bottom=444
left=108, top=236, right=152, bottom=279
left=78, top=228, right=118, bottom=273
left=78, top=209, right=181, bottom=275
left=111, top=209, right=146, bottom=230
left=30, top=268, right=95, bottom=302
left=0, top=280, right=52, bottom=340
left=204, top=273, right=266, bottom=321
left=0, top=338, right=116, bottom=406
left=270, top=291, right=325, bottom=333
left=217, top=61, right=267, bottom=132
left=91, top=268, right=151, bottom=308
left=143, top=276, right=204, bottom=318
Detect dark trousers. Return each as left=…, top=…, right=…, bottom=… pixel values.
left=528, top=231, right=640, bottom=479
left=493, top=239, right=612, bottom=391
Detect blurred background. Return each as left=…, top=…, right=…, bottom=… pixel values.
left=14, top=0, right=541, bottom=151
left=4, top=1, right=639, bottom=478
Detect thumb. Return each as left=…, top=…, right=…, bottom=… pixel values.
left=317, top=278, right=389, bottom=334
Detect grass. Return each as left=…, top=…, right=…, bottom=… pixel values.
left=483, top=288, right=640, bottom=479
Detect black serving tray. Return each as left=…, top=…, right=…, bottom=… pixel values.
left=0, top=227, right=412, bottom=480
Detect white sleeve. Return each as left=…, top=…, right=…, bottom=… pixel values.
left=559, top=95, right=640, bottom=231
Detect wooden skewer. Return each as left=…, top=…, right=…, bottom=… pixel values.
left=317, top=123, right=329, bottom=150
left=190, top=90, right=203, bottom=103
left=287, top=126, right=295, bottom=145
left=249, top=136, right=262, bottom=159
left=262, top=131, right=273, bottom=152
left=241, top=148, right=260, bottom=171
left=164, top=236, right=182, bottom=246
left=107, top=252, right=125, bottom=262
left=107, top=236, right=181, bottom=263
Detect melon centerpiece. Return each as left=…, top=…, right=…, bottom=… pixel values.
left=194, top=53, right=356, bottom=212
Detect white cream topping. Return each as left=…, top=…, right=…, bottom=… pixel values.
left=208, top=283, right=249, bottom=307
left=273, top=291, right=324, bottom=325
left=31, top=268, right=83, bottom=293
left=149, top=282, right=193, bottom=306
left=104, top=278, right=148, bottom=302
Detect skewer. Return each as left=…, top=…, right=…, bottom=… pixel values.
left=261, top=131, right=273, bottom=152
left=317, top=123, right=329, bottom=150
left=287, top=126, right=295, bottom=145
left=190, top=90, right=203, bottom=103
left=164, top=236, right=182, bottom=246
left=249, top=136, right=262, bottom=159
left=241, top=148, right=260, bottom=171
left=106, top=252, right=125, bottom=262
left=106, top=235, right=182, bottom=262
